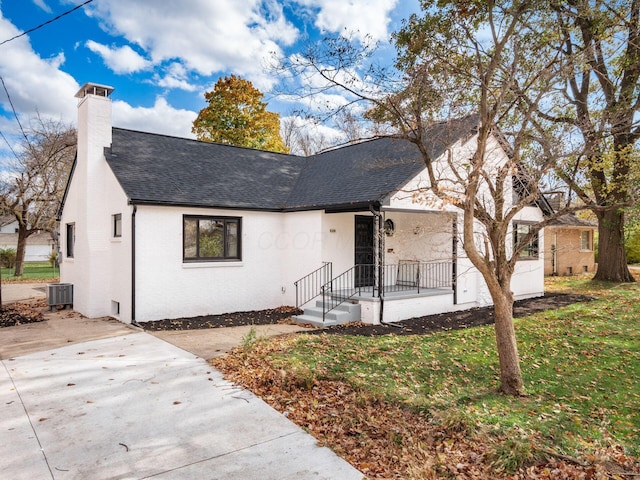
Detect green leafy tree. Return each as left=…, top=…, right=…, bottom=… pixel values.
left=537, top=0, right=640, bottom=282
left=192, top=75, right=288, bottom=153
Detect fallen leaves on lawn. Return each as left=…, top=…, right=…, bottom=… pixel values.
left=213, top=337, right=639, bottom=480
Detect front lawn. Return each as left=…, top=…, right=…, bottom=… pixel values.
left=214, top=276, right=640, bottom=479
left=1, top=261, right=59, bottom=283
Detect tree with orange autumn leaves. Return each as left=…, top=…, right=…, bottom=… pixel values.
left=192, top=75, right=288, bottom=153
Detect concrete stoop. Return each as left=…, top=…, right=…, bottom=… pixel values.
left=293, top=300, right=361, bottom=328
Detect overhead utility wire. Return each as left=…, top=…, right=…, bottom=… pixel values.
left=0, top=130, right=20, bottom=161
left=0, top=76, right=29, bottom=146
left=0, top=0, right=94, bottom=47
left=0, top=0, right=94, bottom=158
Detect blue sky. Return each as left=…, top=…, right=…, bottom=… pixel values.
left=0, top=0, right=419, bottom=159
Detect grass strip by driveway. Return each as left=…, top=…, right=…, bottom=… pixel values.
left=214, top=276, right=640, bottom=479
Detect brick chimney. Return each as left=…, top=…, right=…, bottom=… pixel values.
left=60, top=83, right=115, bottom=318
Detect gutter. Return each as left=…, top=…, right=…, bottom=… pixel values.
left=124, top=199, right=377, bottom=214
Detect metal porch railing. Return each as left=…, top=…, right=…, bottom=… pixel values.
left=294, top=262, right=332, bottom=308
left=320, top=264, right=372, bottom=322
left=382, top=261, right=453, bottom=294
left=319, top=260, right=454, bottom=322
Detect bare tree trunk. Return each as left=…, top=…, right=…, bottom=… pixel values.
left=594, top=208, right=635, bottom=282
left=492, top=288, right=525, bottom=396
left=14, top=227, right=29, bottom=277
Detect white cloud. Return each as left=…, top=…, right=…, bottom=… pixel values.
left=281, top=114, right=344, bottom=155
left=32, top=0, right=52, bottom=13
left=154, top=63, right=198, bottom=92
left=294, top=0, right=399, bottom=42
left=0, top=12, right=79, bottom=123
left=112, top=97, right=197, bottom=138
left=85, top=40, right=151, bottom=74
left=0, top=11, right=195, bottom=146
left=85, top=0, right=299, bottom=89
left=280, top=54, right=378, bottom=115
left=0, top=0, right=405, bottom=152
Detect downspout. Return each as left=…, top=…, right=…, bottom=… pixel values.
left=552, top=232, right=558, bottom=276
left=370, top=203, right=400, bottom=328
left=452, top=216, right=458, bottom=305
left=131, top=204, right=141, bottom=327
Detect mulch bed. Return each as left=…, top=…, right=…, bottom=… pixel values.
left=139, top=306, right=303, bottom=331
left=306, top=292, right=593, bottom=336
left=0, top=301, right=46, bottom=328
left=140, top=293, right=592, bottom=335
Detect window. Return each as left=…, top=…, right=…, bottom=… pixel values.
left=66, top=223, right=75, bottom=258
left=513, top=222, right=539, bottom=259
left=113, top=213, right=122, bottom=238
left=580, top=231, right=591, bottom=250
left=183, top=215, right=240, bottom=261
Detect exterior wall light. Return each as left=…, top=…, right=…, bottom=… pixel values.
left=384, top=219, right=395, bottom=236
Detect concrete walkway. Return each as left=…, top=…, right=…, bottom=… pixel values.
left=1, top=282, right=47, bottom=305
left=0, top=304, right=363, bottom=479
left=150, top=324, right=306, bottom=360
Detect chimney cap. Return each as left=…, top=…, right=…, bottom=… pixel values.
left=75, top=82, right=114, bottom=99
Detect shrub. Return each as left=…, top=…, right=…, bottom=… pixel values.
left=0, top=248, right=17, bottom=269
left=48, top=250, right=58, bottom=267
left=487, top=436, right=539, bottom=473
left=241, top=326, right=259, bottom=351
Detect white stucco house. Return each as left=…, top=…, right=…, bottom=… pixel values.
left=59, top=83, right=544, bottom=326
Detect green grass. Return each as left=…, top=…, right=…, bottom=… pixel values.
left=1, top=261, right=60, bottom=282
left=268, top=276, right=640, bottom=461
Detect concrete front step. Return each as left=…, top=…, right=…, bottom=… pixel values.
left=293, top=301, right=361, bottom=328
left=292, top=314, right=340, bottom=328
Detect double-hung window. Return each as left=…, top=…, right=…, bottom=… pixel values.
left=513, top=222, right=539, bottom=259
left=183, top=215, right=241, bottom=261
left=580, top=231, right=592, bottom=251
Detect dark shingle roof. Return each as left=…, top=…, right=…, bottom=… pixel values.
left=285, top=136, right=424, bottom=210
left=288, top=114, right=481, bottom=209
left=106, top=115, right=481, bottom=211
left=107, top=129, right=305, bottom=210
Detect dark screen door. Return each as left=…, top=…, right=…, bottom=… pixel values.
left=354, top=216, right=375, bottom=287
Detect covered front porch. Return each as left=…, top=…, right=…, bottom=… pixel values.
left=293, top=208, right=460, bottom=326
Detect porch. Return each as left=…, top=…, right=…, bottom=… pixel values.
left=293, top=261, right=456, bottom=327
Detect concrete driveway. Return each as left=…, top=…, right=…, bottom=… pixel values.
left=1, top=282, right=47, bottom=305
left=1, top=313, right=362, bottom=479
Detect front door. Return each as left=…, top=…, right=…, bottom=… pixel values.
left=354, top=215, right=375, bottom=287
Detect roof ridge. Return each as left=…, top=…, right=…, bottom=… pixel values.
left=111, top=127, right=304, bottom=158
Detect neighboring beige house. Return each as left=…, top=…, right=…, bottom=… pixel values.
left=544, top=214, right=597, bottom=276
left=0, top=216, right=55, bottom=262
